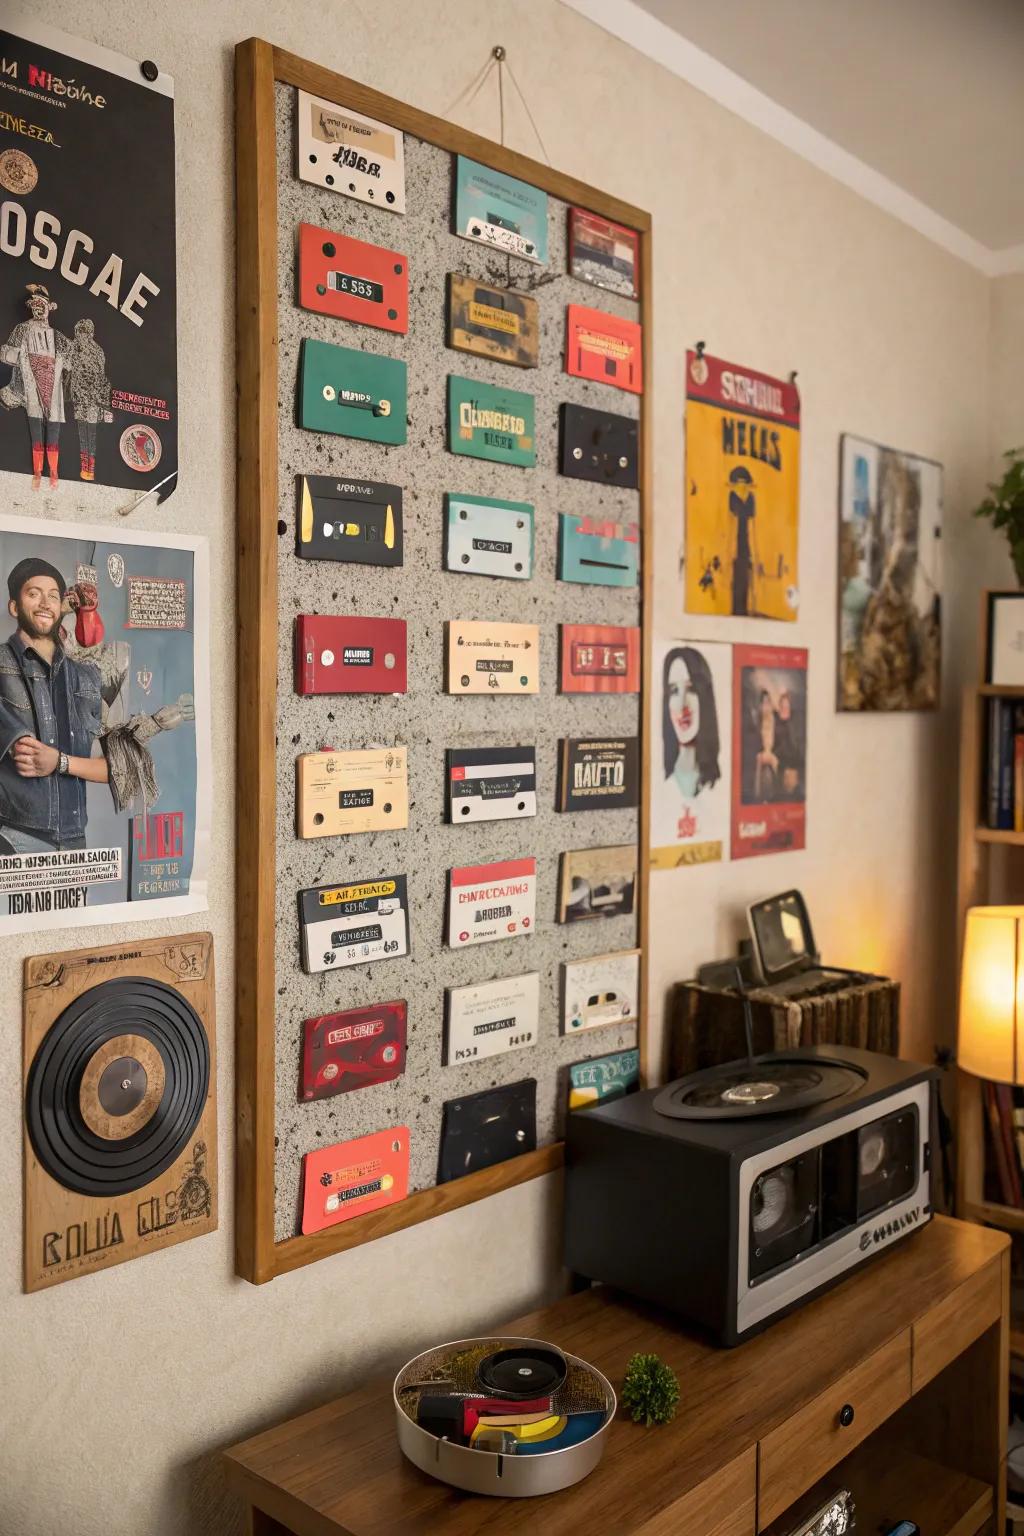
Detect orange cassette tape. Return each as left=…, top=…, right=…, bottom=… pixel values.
left=565, top=304, right=642, bottom=394
left=298, top=222, right=409, bottom=334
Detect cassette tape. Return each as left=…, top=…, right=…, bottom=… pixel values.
left=296, top=747, right=409, bottom=838
left=558, top=847, right=637, bottom=925
left=443, top=972, right=540, bottom=1065
left=446, top=620, right=539, bottom=695
left=558, top=737, right=639, bottom=813
left=560, top=623, right=640, bottom=694
left=447, top=376, right=536, bottom=468
left=301, top=1126, right=410, bottom=1235
left=447, top=745, right=537, bottom=823
left=562, top=950, right=640, bottom=1033
left=437, top=1079, right=537, bottom=1183
left=567, top=1047, right=640, bottom=1110
left=568, top=207, right=640, bottom=299
left=565, top=305, right=643, bottom=394
left=558, top=511, right=639, bottom=588
left=559, top=402, right=638, bottom=489
left=296, top=90, right=406, bottom=212
left=453, top=156, right=548, bottom=265
left=447, top=273, right=539, bottom=368
left=301, top=1000, right=407, bottom=1099
left=447, top=857, right=536, bottom=949
left=445, top=494, right=534, bottom=580
left=295, top=615, right=407, bottom=695
left=298, top=875, right=409, bottom=974
left=299, top=339, right=407, bottom=445
left=298, top=223, right=409, bottom=333
left=297, top=476, right=403, bottom=568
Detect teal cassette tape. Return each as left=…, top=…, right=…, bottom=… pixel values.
left=558, top=511, right=639, bottom=588
left=299, top=338, right=407, bottom=445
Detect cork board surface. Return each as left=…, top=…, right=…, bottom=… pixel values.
left=273, top=83, right=641, bottom=1239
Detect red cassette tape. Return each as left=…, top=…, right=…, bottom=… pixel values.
left=302, top=1000, right=408, bottom=1100
left=301, top=1127, right=410, bottom=1235
left=298, top=222, right=409, bottom=334
left=295, top=615, right=408, bottom=695
left=565, top=304, right=643, bottom=394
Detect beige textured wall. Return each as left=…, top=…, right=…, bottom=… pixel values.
left=0, top=2, right=1002, bottom=1533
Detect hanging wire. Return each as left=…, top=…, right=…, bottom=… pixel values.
left=441, top=52, right=498, bottom=122
left=502, top=53, right=552, bottom=164
left=444, top=46, right=551, bottom=163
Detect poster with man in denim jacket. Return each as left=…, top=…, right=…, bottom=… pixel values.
left=0, top=516, right=209, bottom=933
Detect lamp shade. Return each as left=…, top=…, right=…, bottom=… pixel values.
left=959, top=906, right=1024, bottom=1084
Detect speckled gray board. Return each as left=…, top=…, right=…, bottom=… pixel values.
left=273, top=83, right=642, bottom=1239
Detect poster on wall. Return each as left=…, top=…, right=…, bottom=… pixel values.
left=0, top=22, right=176, bottom=495
left=684, top=350, right=800, bottom=622
left=0, top=513, right=209, bottom=933
left=650, top=639, right=731, bottom=868
left=837, top=434, right=942, bottom=712
left=731, top=644, right=807, bottom=860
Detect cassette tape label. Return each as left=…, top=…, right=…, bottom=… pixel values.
left=447, top=620, right=539, bottom=694
left=568, top=207, right=640, bottom=298
left=568, top=1046, right=641, bottom=1109
left=448, top=273, right=539, bottom=367
left=298, top=224, right=409, bottom=332
left=445, top=494, right=534, bottom=579
left=558, top=737, right=639, bottom=812
left=558, top=512, right=639, bottom=588
left=301, top=1126, right=410, bottom=1234
left=297, top=91, right=406, bottom=212
left=453, top=157, right=548, bottom=265
left=295, top=616, right=407, bottom=695
left=447, top=376, right=536, bottom=467
left=299, top=340, right=407, bottom=445
left=299, top=875, right=409, bottom=973
left=444, top=972, right=540, bottom=1064
left=297, top=477, right=403, bottom=567
left=447, top=745, right=537, bottom=823
left=565, top=305, right=643, bottom=394
left=296, top=748, right=409, bottom=838
left=447, top=857, right=536, bottom=948
left=560, top=402, right=638, bottom=489
left=560, top=624, right=640, bottom=694
left=302, top=1000, right=407, bottom=1099
left=561, top=950, right=640, bottom=1033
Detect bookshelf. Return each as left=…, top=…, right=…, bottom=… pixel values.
left=957, top=592, right=1024, bottom=1357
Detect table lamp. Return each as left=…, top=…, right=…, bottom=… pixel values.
left=959, top=905, right=1024, bottom=1083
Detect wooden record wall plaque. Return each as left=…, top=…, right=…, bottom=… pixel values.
left=23, top=933, right=217, bottom=1293
left=235, top=40, right=652, bottom=1283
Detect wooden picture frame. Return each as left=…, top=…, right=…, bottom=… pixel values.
left=235, top=37, right=653, bottom=1282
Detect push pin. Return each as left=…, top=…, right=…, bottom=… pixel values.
left=695, top=340, right=706, bottom=358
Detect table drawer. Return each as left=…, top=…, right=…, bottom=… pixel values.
left=757, top=1330, right=912, bottom=1530
left=912, top=1257, right=1002, bottom=1393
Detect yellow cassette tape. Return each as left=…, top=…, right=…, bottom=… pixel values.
left=296, top=748, right=409, bottom=838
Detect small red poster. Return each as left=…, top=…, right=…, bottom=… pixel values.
left=731, top=644, right=808, bottom=859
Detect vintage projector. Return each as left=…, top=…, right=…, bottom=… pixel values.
left=564, top=1045, right=936, bottom=1345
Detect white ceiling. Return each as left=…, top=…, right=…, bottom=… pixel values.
left=564, top=0, right=1024, bottom=271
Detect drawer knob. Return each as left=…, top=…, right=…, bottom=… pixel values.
left=838, top=1403, right=855, bottom=1428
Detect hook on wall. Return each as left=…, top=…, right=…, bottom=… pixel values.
left=695, top=340, right=706, bottom=358
left=789, top=370, right=798, bottom=385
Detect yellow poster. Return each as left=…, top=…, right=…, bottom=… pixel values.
left=684, top=350, right=800, bottom=621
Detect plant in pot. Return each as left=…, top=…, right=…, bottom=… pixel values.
left=974, top=447, right=1024, bottom=584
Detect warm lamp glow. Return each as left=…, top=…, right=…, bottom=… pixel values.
left=958, top=906, right=1024, bottom=1084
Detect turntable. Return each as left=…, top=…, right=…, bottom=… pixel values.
left=564, top=1044, right=936, bottom=1345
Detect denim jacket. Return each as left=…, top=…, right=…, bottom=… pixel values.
left=0, top=635, right=102, bottom=842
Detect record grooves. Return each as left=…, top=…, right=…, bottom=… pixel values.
left=26, top=976, right=210, bottom=1197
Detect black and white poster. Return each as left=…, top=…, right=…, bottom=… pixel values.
left=0, top=22, right=176, bottom=495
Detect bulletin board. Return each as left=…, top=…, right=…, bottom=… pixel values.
left=235, top=39, right=652, bottom=1282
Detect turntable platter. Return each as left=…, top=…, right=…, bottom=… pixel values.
left=653, top=1055, right=866, bottom=1120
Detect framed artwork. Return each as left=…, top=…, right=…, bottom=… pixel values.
left=837, top=434, right=943, bottom=711
left=731, top=645, right=808, bottom=860
left=987, top=592, right=1024, bottom=686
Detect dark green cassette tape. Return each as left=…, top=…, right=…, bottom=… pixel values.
left=299, top=338, right=407, bottom=445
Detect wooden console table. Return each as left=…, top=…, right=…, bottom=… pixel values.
left=223, top=1215, right=1009, bottom=1536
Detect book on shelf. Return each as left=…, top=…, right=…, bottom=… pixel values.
left=986, top=698, right=1024, bottom=830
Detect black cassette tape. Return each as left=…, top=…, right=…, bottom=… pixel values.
left=296, top=476, right=403, bottom=567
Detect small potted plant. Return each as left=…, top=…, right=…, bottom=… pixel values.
left=974, top=447, right=1024, bottom=584
left=620, top=1352, right=680, bottom=1427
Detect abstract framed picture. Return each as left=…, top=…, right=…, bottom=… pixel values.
left=837, top=434, right=942, bottom=712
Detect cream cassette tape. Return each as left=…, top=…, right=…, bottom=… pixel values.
left=296, top=748, right=409, bottom=838
left=446, top=620, right=539, bottom=694
left=296, top=90, right=406, bottom=213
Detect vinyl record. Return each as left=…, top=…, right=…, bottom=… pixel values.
left=477, top=1346, right=567, bottom=1400
left=653, top=1054, right=865, bottom=1120
left=26, top=976, right=210, bottom=1197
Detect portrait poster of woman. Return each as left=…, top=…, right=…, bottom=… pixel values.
left=731, top=643, right=808, bottom=859
left=650, top=639, right=732, bottom=867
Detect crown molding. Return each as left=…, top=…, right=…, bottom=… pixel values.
left=559, top=0, right=1024, bottom=278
